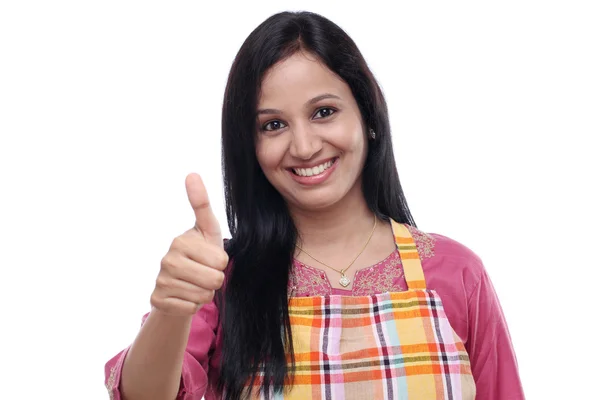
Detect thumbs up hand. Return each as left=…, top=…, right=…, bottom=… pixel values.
left=151, top=173, right=229, bottom=317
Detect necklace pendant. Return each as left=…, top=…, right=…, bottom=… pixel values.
left=339, top=274, right=351, bottom=288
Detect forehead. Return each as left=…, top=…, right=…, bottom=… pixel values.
left=258, top=51, right=351, bottom=106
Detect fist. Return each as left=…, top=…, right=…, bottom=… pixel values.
left=151, top=173, right=229, bottom=317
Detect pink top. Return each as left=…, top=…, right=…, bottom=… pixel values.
left=105, top=226, right=525, bottom=399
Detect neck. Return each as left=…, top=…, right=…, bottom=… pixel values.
left=290, top=184, right=375, bottom=254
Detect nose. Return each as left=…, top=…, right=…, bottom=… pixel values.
left=289, top=123, right=322, bottom=160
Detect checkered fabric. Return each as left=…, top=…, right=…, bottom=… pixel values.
left=252, top=221, right=476, bottom=399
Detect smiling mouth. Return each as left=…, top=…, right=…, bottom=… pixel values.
left=291, top=158, right=337, bottom=176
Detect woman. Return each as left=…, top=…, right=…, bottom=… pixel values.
left=105, top=11, right=524, bottom=400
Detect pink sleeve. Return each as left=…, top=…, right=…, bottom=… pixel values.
left=466, top=270, right=525, bottom=400
left=104, top=301, right=220, bottom=400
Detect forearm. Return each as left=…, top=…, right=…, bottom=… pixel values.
left=120, top=309, right=193, bottom=400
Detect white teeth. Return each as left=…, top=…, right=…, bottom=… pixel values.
left=293, top=159, right=334, bottom=177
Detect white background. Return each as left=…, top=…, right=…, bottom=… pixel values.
left=1, top=1, right=598, bottom=398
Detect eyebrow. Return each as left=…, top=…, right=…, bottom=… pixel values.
left=256, top=93, right=342, bottom=115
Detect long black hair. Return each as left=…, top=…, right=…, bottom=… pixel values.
left=217, top=11, right=416, bottom=399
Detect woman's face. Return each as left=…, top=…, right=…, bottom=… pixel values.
left=255, top=51, right=368, bottom=212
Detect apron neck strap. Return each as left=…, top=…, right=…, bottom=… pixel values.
left=391, top=220, right=427, bottom=290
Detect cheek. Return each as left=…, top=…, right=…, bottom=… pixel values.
left=349, top=120, right=367, bottom=155
left=255, top=138, right=284, bottom=171
left=330, top=123, right=365, bottom=154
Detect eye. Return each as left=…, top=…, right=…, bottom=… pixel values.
left=262, top=120, right=287, bottom=132
left=313, top=107, right=337, bottom=119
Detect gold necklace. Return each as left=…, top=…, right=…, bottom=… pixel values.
left=295, top=215, right=377, bottom=288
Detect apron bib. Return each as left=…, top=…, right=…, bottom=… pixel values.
left=251, top=221, right=476, bottom=399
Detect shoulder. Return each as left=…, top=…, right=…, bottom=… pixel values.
left=406, top=224, right=485, bottom=295
left=404, top=225, right=491, bottom=343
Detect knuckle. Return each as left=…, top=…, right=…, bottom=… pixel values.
left=162, top=253, right=186, bottom=274
left=150, top=292, right=162, bottom=308
left=155, top=275, right=170, bottom=289
left=171, top=235, right=187, bottom=250
left=160, top=253, right=175, bottom=269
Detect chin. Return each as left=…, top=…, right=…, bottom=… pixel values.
left=288, top=190, right=346, bottom=212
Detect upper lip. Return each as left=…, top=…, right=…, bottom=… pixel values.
left=287, top=157, right=337, bottom=169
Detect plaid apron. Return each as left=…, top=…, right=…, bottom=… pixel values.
left=252, top=220, right=476, bottom=399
